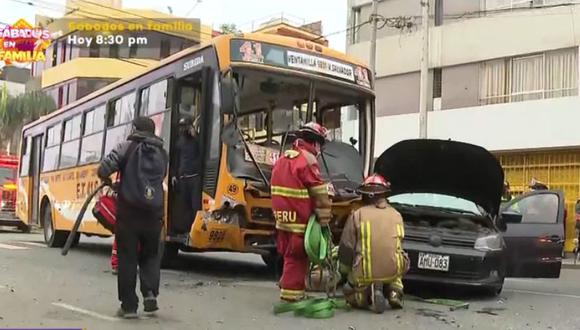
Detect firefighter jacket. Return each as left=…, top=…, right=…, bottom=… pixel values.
left=271, top=139, right=331, bottom=235
left=338, top=198, right=408, bottom=285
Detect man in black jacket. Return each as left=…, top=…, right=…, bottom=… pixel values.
left=98, top=117, right=168, bottom=318
left=171, top=115, right=201, bottom=237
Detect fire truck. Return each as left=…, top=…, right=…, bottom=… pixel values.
left=0, top=154, right=23, bottom=231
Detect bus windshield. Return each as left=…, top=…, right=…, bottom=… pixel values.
left=225, top=68, right=370, bottom=188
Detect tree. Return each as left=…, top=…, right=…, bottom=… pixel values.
left=0, top=88, right=56, bottom=154
left=219, top=23, right=241, bottom=35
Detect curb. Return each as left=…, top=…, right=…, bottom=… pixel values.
left=562, top=262, right=580, bottom=270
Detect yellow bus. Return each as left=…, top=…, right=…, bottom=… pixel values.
left=15, top=33, right=375, bottom=266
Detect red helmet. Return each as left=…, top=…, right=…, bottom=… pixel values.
left=358, top=174, right=391, bottom=196
left=297, top=122, right=328, bottom=144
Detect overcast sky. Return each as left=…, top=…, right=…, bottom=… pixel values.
left=1, top=0, right=348, bottom=51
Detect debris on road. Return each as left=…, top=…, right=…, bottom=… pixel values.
left=409, top=296, right=469, bottom=311
left=416, top=308, right=459, bottom=326
left=475, top=307, right=506, bottom=316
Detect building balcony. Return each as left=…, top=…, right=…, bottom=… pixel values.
left=40, top=57, right=157, bottom=89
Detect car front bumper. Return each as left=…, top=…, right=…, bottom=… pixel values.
left=403, top=241, right=505, bottom=289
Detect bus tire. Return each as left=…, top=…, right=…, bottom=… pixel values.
left=42, top=204, right=67, bottom=248
left=160, top=242, right=179, bottom=269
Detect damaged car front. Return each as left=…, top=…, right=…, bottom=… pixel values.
left=375, top=139, right=506, bottom=295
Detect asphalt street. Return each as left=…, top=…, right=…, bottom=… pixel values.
left=0, top=228, right=579, bottom=330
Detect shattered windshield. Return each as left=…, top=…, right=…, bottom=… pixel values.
left=226, top=68, right=370, bottom=186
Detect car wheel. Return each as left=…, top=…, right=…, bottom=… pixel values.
left=43, top=204, right=67, bottom=248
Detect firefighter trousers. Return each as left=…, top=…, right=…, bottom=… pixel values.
left=277, top=231, right=308, bottom=301
left=344, top=278, right=403, bottom=309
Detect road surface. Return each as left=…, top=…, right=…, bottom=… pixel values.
left=0, top=228, right=578, bottom=330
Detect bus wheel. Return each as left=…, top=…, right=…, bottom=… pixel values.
left=43, top=205, right=67, bottom=248
left=160, top=242, right=179, bottom=269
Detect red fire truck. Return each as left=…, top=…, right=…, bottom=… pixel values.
left=0, top=154, right=22, bottom=230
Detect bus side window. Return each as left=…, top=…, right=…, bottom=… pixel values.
left=42, top=124, right=62, bottom=172
left=59, top=114, right=82, bottom=169
left=79, top=105, right=106, bottom=165
left=140, top=79, right=170, bottom=150
left=104, top=93, right=135, bottom=155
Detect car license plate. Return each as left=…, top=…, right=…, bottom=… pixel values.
left=418, top=252, right=450, bottom=272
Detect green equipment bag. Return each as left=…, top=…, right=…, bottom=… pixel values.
left=273, top=215, right=349, bottom=319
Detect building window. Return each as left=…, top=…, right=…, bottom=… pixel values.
left=433, top=68, right=442, bottom=98
left=89, top=42, right=100, bottom=58
left=60, top=40, right=67, bottom=64
left=57, top=86, right=64, bottom=108
left=109, top=43, right=119, bottom=58
left=484, top=0, right=579, bottom=10
left=350, top=7, right=361, bottom=44
left=479, top=48, right=578, bottom=105
left=129, top=36, right=138, bottom=58
left=160, top=39, right=171, bottom=58
left=52, top=42, right=58, bottom=67
left=435, top=0, right=444, bottom=26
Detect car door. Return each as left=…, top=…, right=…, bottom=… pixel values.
left=501, top=190, right=565, bottom=278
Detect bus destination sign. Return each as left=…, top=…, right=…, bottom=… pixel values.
left=230, top=39, right=372, bottom=89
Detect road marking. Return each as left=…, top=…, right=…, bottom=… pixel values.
left=52, top=302, right=119, bottom=322
left=505, top=289, right=580, bottom=300
left=16, top=241, right=46, bottom=248
left=0, top=243, right=28, bottom=250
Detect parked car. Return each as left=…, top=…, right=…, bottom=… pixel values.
left=374, top=139, right=565, bottom=295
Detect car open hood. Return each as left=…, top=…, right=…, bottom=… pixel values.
left=374, top=139, right=504, bottom=216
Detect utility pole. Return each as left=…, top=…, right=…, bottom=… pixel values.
left=369, top=0, right=379, bottom=77
left=419, top=0, right=430, bottom=138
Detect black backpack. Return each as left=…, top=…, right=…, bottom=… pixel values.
left=120, top=141, right=168, bottom=212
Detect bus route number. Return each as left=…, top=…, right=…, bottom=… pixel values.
left=209, top=230, right=226, bottom=242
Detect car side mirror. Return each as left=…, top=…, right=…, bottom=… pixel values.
left=221, top=74, right=240, bottom=115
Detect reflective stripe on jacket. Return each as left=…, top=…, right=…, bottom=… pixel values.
left=338, top=199, right=407, bottom=285
left=271, top=140, right=327, bottom=234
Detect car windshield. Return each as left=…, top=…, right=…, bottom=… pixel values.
left=388, top=193, right=482, bottom=215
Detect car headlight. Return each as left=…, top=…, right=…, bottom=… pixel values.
left=474, top=234, right=504, bottom=252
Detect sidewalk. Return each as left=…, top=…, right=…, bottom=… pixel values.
left=562, top=256, right=580, bottom=270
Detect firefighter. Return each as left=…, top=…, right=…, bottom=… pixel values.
left=271, top=122, right=332, bottom=302
left=338, top=174, right=409, bottom=314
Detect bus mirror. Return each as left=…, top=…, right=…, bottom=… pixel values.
left=221, top=76, right=240, bottom=115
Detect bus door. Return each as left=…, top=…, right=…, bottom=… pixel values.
left=29, top=134, right=43, bottom=225
left=168, top=68, right=209, bottom=239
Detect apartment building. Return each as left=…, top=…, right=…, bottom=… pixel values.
left=31, top=0, right=214, bottom=108
left=346, top=0, right=580, bottom=251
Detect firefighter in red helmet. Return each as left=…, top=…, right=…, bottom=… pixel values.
left=338, top=174, right=409, bottom=313
left=271, top=122, right=332, bottom=302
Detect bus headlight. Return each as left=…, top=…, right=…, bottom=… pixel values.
left=474, top=234, right=504, bottom=252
